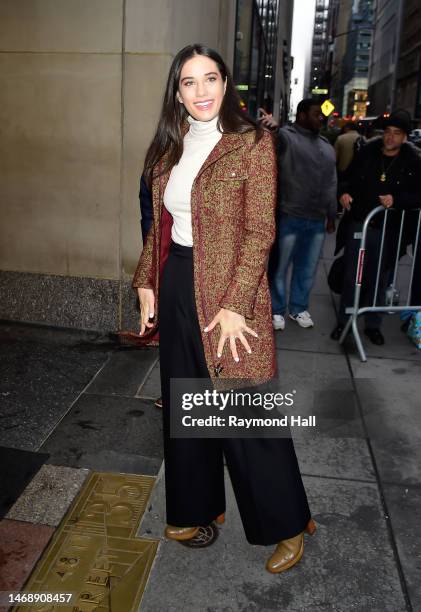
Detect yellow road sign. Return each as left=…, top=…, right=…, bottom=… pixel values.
left=321, top=99, right=335, bottom=116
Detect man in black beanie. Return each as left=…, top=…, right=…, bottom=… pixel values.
left=331, top=110, right=421, bottom=345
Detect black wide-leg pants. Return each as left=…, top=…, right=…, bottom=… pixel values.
left=159, top=242, right=311, bottom=546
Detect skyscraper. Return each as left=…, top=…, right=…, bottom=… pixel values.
left=341, top=0, right=374, bottom=117
left=396, top=0, right=421, bottom=124
left=368, top=0, right=402, bottom=115
left=309, top=0, right=331, bottom=95
left=330, top=0, right=354, bottom=111
left=233, top=0, right=294, bottom=122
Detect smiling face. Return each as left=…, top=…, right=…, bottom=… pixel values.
left=177, top=54, right=226, bottom=121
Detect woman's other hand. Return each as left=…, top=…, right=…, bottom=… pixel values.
left=204, top=308, right=258, bottom=362
left=138, top=288, right=155, bottom=335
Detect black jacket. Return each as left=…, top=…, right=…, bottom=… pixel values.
left=139, top=173, right=153, bottom=241
left=339, top=138, right=421, bottom=214
left=335, top=139, right=421, bottom=255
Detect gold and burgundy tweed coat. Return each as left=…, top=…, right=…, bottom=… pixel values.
left=132, top=128, right=277, bottom=383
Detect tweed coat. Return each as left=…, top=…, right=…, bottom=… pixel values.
left=132, top=128, right=277, bottom=383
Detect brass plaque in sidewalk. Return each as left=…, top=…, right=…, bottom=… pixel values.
left=14, top=472, right=159, bottom=612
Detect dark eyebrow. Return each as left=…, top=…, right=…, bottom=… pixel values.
left=180, top=72, right=218, bottom=83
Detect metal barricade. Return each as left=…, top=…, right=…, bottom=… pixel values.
left=339, top=205, right=421, bottom=361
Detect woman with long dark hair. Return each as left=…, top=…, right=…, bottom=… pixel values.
left=133, top=43, right=315, bottom=573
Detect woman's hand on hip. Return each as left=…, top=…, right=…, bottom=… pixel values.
left=137, top=288, right=155, bottom=335
left=204, top=308, right=258, bottom=362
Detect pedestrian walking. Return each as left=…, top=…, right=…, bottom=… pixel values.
left=267, top=99, right=337, bottom=331
left=331, top=110, right=421, bottom=345
left=132, top=43, right=315, bottom=573
left=334, top=122, right=361, bottom=175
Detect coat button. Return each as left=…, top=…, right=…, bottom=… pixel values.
left=214, top=363, right=223, bottom=377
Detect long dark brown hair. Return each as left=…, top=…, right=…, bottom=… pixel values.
left=143, top=43, right=262, bottom=186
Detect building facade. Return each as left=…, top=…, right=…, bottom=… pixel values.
left=233, top=0, right=294, bottom=122
left=368, top=0, right=403, bottom=115
left=395, top=0, right=421, bottom=125
left=309, top=0, right=331, bottom=95
left=325, top=0, right=373, bottom=117
left=0, top=0, right=237, bottom=331
left=0, top=0, right=295, bottom=331
left=340, top=0, right=374, bottom=117
left=329, top=0, right=353, bottom=111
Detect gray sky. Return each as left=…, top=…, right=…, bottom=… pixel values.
left=289, top=0, right=316, bottom=119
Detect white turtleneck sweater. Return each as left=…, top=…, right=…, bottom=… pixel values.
left=164, top=114, right=222, bottom=246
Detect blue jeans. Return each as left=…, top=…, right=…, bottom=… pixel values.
left=269, top=214, right=325, bottom=316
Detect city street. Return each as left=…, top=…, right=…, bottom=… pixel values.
left=1, top=236, right=420, bottom=612
left=1, top=1, right=421, bottom=611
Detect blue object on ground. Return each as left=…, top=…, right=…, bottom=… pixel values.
left=407, top=312, right=421, bottom=349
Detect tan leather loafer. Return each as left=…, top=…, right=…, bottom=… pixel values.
left=266, top=519, right=316, bottom=574
left=165, top=513, right=224, bottom=542
left=165, top=525, right=200, bottom=541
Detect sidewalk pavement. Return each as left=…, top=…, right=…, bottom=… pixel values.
left=0, top=235, right=420, bottom=611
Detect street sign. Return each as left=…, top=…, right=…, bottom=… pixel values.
left=321, top=99, right=335, bottom=116
left=312, top=88, right=328, bottom=94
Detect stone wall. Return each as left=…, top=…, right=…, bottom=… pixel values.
left=0, top=0, right=235, bottom=330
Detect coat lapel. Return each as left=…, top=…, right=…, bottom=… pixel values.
left=182, top=119, right=246, bottom=176
left=153, top=130, right=246, bottom=215
left=197, top=132, right=245, bottom=177
left=152, top=159, right=171, bottom=223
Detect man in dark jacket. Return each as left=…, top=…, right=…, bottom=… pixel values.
left=331, top=111, right=421, bottom=345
